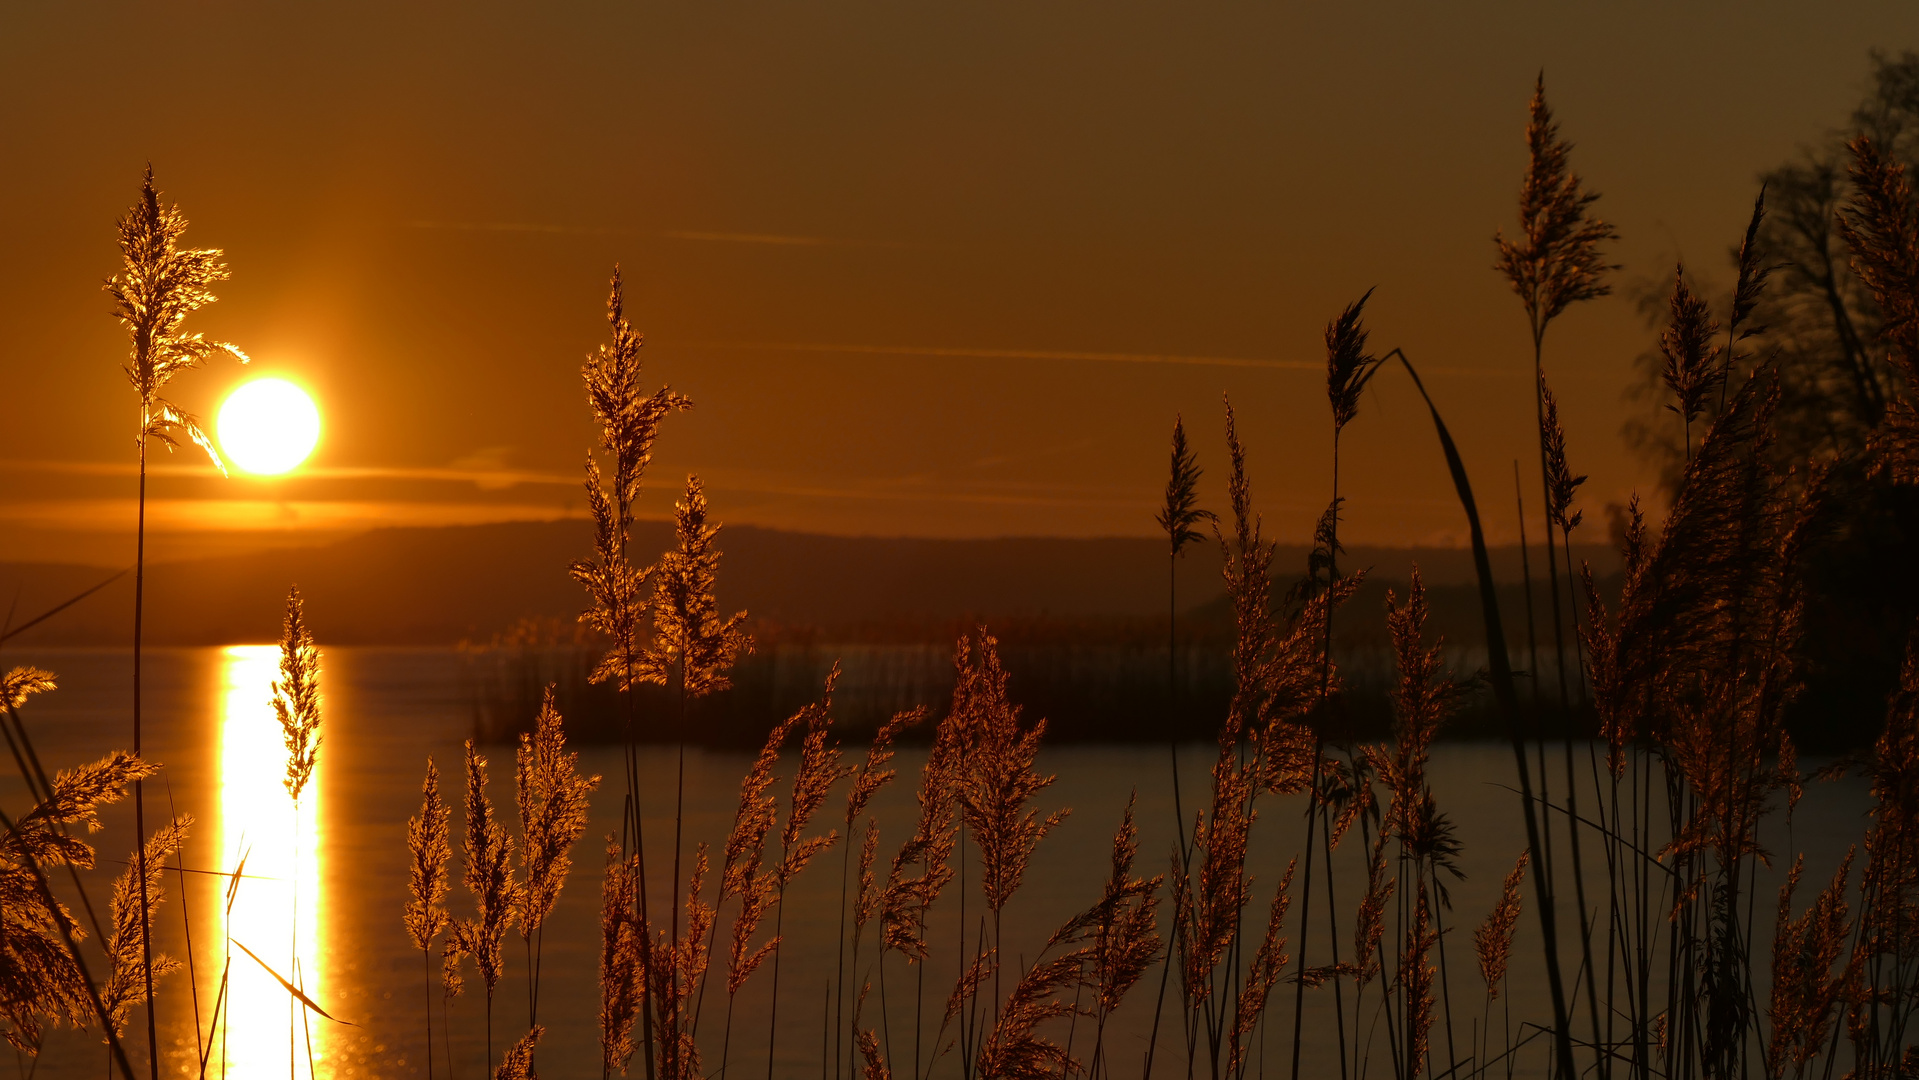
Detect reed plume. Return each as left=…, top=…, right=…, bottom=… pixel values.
left=108, top=171, right=249, bottom=1080
left=570, top=268, right=688, bottom=1080
left=274, top=588, right=322, bottom=804
left=599, top=839, right=644, bottom=1077
left=451, top=739, right=521, bottom=1064
left=1493, top=75, right=1618, bottom=342
left=272, top=585, right=322, bottom=1079
left=765, top=670, right=848, bottom=1079
left=1230, top=858, right=1297, bottom=1078
left=952, top=633, right=1066, bottom=916
left=494, top=1025, right=543, bottom=1080
left=102, top=817, right=191, bottom=1037
left=1658, top=266, right=1726, bottom=458
left=1765, top=852, right=1853, bottom=1080
left=649, top=845, right=712, bottom=1080
left=1397, top=882, right=1438, bottom=1080
left=716, top=710, right=802, bottom=1079
left=1493, top=81, right=1615, bottom=1075
left=1352, top=836, right=1392, bottom=991
left=1473, top=852, right=1527, bottom=999
left=643, top=475, right=753, bottom=697
left=1838, top=136, right=1919, bottom=484
left=0, top=705, right=157, bottom=1054
left=1158, top=413, right=1217, bottom=852
left=406, top=758, right=452, bottom=1080
left=515, top=687, right=601, bottom=1033
left=974, top=953, right=1088, bottom=1080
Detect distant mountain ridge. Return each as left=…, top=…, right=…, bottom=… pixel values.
left=0, top=519, right=1619, bottom=646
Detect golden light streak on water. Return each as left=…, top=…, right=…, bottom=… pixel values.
left=213, top=645, right=326, bottom=1079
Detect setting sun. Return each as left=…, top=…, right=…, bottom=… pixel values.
left=218, top=377, right=320, bottom=475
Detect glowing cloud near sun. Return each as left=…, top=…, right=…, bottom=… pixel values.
left=218, top=378, right=321, bottom=475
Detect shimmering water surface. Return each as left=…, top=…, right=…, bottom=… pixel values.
left=3, top=647, right=1872, bottom=1080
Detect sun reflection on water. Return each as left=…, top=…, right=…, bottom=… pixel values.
left=215, top=645, right=325, bottom=1078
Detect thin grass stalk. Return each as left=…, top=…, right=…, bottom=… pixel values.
left=1388, top=347, right=1575, bottom=1079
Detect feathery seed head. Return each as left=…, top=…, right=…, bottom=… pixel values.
left=1157, top=415, right=1217, bottom=557
left=1326, top=289, right=1382, bottom=436
left=1493, top=75, right=1619, bottom=339
left=273, top=586, right=322, bottom=804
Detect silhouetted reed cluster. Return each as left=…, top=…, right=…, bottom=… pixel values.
left=12, top=72, right=1919, bottom=1080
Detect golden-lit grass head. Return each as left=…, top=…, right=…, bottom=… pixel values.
left=217, top=377, right=320, bottom=475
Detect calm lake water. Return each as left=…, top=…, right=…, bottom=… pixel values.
left=1, top=647, right=1874, bottom=1080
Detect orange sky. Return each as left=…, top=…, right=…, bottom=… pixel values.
left=5, top=2, right=1917, bottom=564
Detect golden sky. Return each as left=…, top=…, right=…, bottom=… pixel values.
left=4, top=2, right=1917, bottom=563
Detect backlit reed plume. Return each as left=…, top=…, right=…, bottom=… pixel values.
left=857, top=1025, right=891, bottom=1080
left=494, top=1025, right=543, bottom=1080
left=643, top=475, right=753, bottom=697
left=1493, top=75, right=1617, bottom=347
left=1838, top=137, right=1919, bottom=483
left=1353, top=836, right=1393, bottom=990
left=1064, top=797, right=1163, bottom=1080
left=449, top=739, right=521, bottom=1066
left=834, top=707, right=924, bottom=1080
left=1844, top=639, right=1919, bottom=1072
left=515, top=687, right=601, bottom=1033
left=645, top=473, right=752, bottom=1058
left=1766, top=852, right=1853, bottom=1079
left=1230, top=859, right=1297, bottom=1078
left=1397, top=882, right=1438, bottom=1080
left=571, top=267, right=688, bottom=1080
left=573, top=268, right=690, bottom=693
left=1658, top=267, right=1726, bottom=459
left=1287, top=290, right=1380, bottom=1078
left=102, top=817, right=191, bottom=1037
left=599, top=839, right=644, bottom=1078
left=763, top=672, right=847, bottom=1078
left=108, top=171, right=249, bottom=1078
left=877, top=686, right=963, bottom=1079
left=1, top=694, right=157, bottom=1054
left=1473, top=852, right=1527, bottom=1000
left=274, top=588, right=322, bottom=803
left=716, top=710, right=802, bottom=1079
left=1493, top=83, right=1614, bottom=1065
left=406, top=759, right=452, bottom=1080
left=974, top=951, right=1088, bottom=1080
left=953, top=634, right=1065, bottom=916
left=1157, top=414, right=1217, bottom=848
left=272, top=585, right=322, bottom=1078
left=648, top=845, right=712, bottom=1080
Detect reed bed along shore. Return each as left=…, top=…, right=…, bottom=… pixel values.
left=9, top=65, right=1919, bottom=1080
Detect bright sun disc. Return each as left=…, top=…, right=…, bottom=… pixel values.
left=218, top=378, right=320, bottom=475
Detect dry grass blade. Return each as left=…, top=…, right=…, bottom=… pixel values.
left=229, top=939, right=355, bottom=1026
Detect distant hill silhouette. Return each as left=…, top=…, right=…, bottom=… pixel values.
left=0, top=520, right=1620, bottom=646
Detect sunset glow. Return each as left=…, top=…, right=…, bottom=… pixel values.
left=218, top=379, right=321, bottom=476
